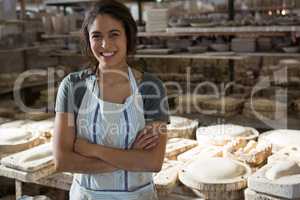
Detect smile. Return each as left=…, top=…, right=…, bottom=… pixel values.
left=101, top=52, right=115, bottom=57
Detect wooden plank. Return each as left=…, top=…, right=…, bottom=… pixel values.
left=0, top=165, right=56, bottom=182
left=165, top=138, right=198, bottom=160
left=15, top=180, right=23, bottom=200
left=45, top=0, right=98, bottom=5
left=178, top=113, right=300, bottom=131
left=240, top=52, right=300, bottom=57
left=133, top=53, right=247, bottom=60
left=41, top=34, right=79, bottom=39
left=34, top=173, right=73, bottom=191
left=19, top=0, right=26, bottom=20
left=167, top=26, right=300, bottom=34
left=46, top=26, right=299, bottom=38
left=1, top=143, right=53, bottom=172
left=0, top=80, right=58, bottom=95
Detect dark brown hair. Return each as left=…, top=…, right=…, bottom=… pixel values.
left=80, top=0, right=137, bottom=68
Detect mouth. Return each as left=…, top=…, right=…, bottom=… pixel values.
left=100, top=52, right=116, bottom=58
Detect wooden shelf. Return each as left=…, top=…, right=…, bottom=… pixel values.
left=45, top=0, right=153, bottom=6
left=0, top=19, right=25, bottom=25
left=45, top=0, right=98, bottom=6
left=0, top=45, right=63, bottom=53
left=239, top=52, right=300, bottom=57
left=166, top=26, right=300, bottom=36
left=0, top=80, right=58, bottom=95
left=44, top=25, right=300, bottom=39
left=0, top=46, right=40, bottom=53
left=137, top=32, right=195, bottom=37
left=134, top=52, right=248, bottom=60
left=41, top=34, right=79, bottom=39
left=178, top=113, right=300, bottom=131
left=48, top=50, right=300, bottom=60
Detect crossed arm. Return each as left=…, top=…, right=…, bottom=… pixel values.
left=53, top=112, right=167, bottom=173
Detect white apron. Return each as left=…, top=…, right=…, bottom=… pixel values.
left=70, top=67, right=157, bottom=200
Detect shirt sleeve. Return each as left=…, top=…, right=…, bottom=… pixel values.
left=55, top=75, right=74, bottom=113
left=141, top=73, right=170, bottom=124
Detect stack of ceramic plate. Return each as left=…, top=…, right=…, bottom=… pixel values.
left=231, top=38, right=256, bottom=52
left=187, top=45, right=208, bottom=54
left=145, top=8, right=168, bottom=32
left=282, top=46, right=300, bottom=53
left=199, top=97, right=244, bottom=117
left=279, top=59, right=300, bottom=78
left=243, top=98, right=287, bottom=120
left=257, top=37, right=272, bottom=52
left=167, top=116, right=199, bottom=139
left=167, top=39, right=191, bottom=51
left=210, top=43, right=230, bottom=52
left=174, top=94, right=214, bottom=114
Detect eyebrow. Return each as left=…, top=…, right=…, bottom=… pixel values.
left=110, top=29, right=121, bottom=33
left=90, top=29, right=121, bottom=35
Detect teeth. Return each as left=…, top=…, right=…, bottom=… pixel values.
left=102, top=52, right=114, bottom=57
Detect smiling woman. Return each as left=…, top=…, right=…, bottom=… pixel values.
left=81, top=0, right=137, bottom=70
left=53, top=0, right=170, bottom=200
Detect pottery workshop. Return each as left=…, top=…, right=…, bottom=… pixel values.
left=0, top=0, right=300, bottom=199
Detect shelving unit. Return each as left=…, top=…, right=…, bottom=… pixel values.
left=37, top=0, right=300, bottom=132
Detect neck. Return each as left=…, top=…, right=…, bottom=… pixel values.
left=98, top=61, right=128, bottom=72
left=97, top=63, right=129, bottom=83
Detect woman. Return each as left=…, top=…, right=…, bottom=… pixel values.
left=53, top=0, right=170, bottom=199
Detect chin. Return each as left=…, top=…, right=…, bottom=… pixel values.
left=99, top=60, right=126, bottom=69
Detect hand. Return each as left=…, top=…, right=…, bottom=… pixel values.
left=74, top=138, right=93, bottom=157
left=132, top=125, right=160, bottom=150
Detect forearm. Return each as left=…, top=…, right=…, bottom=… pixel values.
left=91, top=145, right=158, bottom=172
left=55, top=151, right=118, bottom=174
left=89, top=133, right=167, bottom=172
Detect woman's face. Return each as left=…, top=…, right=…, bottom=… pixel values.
left=88, top=14, right=127, bottom=69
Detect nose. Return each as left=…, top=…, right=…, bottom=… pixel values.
left=101, top=38, right=112, bottom=49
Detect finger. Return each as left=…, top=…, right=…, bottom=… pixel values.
left=133, top=134, right=142, bottom=144
left=144, top=141, right=159, bottom=150
left=137, top=130, right=148, bottom=139
left=137, top=133, right=158, bottom=146
left=139, top=135, right=159, bottom=148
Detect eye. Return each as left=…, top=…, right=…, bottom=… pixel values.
left=110, top=32, right=120, bottom=38
left=92, top=34, right=100, bottom=39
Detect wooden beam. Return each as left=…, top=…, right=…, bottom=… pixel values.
left=19, top=0, right=26, bottom=20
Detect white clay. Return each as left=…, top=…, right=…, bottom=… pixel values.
left=243, top=140, right=257, bottom=153
left=196, top=124, right=255, bottom=146
left=19, top=147, right=52, bottom=164
left=0, top=128, right=32, bottom=144
left=265, top=161, right=300, bottom=180
left=185, top=157, right=247, bottom=183
left=260, top=130, right=300, bottom=151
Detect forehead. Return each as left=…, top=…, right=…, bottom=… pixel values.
left=89, top=14, right=124, bottom=33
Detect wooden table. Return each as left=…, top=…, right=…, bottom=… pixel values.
left=0, top=165, right=72, bottom=199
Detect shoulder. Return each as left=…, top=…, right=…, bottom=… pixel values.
left=61, top=68, right=94, bottom=85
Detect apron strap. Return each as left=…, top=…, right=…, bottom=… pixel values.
left=127, top=67, right=139, bottom=94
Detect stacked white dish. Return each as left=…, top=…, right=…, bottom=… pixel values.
left=145, top=8, right=168, bottom=32
left=231, top=38, right=256, bottom=52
